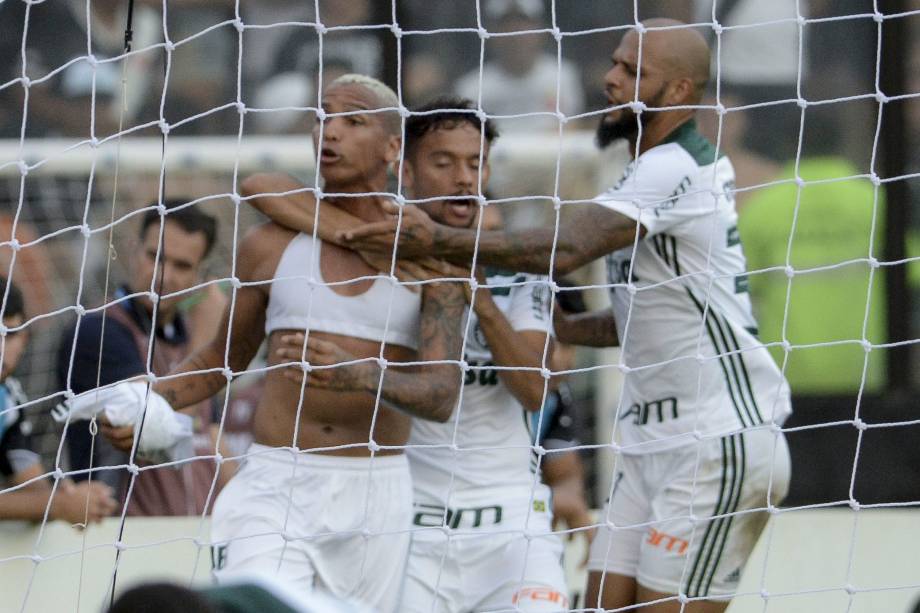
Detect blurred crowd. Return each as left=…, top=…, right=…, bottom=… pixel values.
left=0, top=0, right=916, bottom=513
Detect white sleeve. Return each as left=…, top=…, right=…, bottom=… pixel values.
left=594, top=146, right=706, bottom=237
left=505, top=276, right=553, bottom=334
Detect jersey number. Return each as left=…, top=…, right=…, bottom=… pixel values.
left=465, top=359, right=499, bottom=386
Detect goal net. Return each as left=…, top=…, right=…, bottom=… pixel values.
left=0, top=1, right=917, bottom=612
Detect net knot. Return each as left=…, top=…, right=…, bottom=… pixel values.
left=872, top=11, right=884, bottom=23
left=629, top=100, right=646, bottom=114
left=164, top=40, right=176, bottom=53
left=222, top=367, right=233, bottom=381
left=19, top=76, right=31, bottom=90
left=617, top=363, right=631, bottom=374
left=390, top=24, right=403, bottom=38
left=551, top=27, right=562, bottom=42
left=17, top=160, right=29, bottom=176
left=80, top=223, right=92, bottom=238
left=53, top=467, right=65, bottom=481
left=7, top=238, right=20, bottom=252
left=314, top=22, right=328, bottom=35
left=711, top=22, right=724, bottom=36
left=86, top=54, right=98, bottom=68
left=477, top=27, right=490, bottom=40
left=796, top=97, right=808, bottom=109
left=874, top=91, right=889, bottom=104
left=232, top=18, right=244, bottom=33
left=158, top=120, right=171, bottom=135
left=90, top=136, right=100, bottom=148
left=853, top=417, right=867, bottom=431
left=126, top=463, right=140, bottom=476
left=74, top=304, right=86, bottom=317
left=236, top=101, right=247, bottom=115
left=540, top=367, right=552, bottom=380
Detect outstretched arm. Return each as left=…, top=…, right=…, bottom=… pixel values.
left=240, top=173, right=360, bottom=247
left=0, top=463, right=117, bottom=525
left=276, top=280, right=466, bottom=423
left=342, top=202, right=644, bottom=275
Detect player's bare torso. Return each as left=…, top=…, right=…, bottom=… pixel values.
left=242, top=222, right=414, bottom=456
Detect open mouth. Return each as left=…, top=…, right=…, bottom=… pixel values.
left=320, top=148, right=341, bottom=164
left=448, top=197, right=477, bottom=218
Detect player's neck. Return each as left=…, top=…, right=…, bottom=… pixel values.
left=324, top=174, right=391, bottom=222
left=631, top=111, right=696, bottom=157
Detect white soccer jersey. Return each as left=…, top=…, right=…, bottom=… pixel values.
left=407, top=270, right=553, bottom=508
left=596, top=120, right=792, bottom=454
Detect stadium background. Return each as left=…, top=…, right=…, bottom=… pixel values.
left=0, top=1, right=917, bottom=608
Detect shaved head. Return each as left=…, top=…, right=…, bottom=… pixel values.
left=635, top=19, right=711, bottom=102
left=597, top=19, right=713, bottom=150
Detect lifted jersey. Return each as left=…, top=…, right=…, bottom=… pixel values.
left=596, top=120, right=792, bottom=454
left=407, top=270, right=552, bottom=507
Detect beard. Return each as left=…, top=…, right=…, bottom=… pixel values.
left=595, top=87, right=667, bottom=150
left=595, top=110, right=642, bottom=149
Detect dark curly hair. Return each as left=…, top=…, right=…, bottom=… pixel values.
left=404, top=95, right=499, bottom=156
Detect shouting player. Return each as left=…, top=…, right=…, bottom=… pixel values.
left=257, top=96, right=570, bottom=612
left=340, top=21, right=793, bottom=613
left=61, top=74, right=465, bottom=613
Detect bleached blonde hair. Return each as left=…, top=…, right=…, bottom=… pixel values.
left=327, top=73, right=401, bottom=134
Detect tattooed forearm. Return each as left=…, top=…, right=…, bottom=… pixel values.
left=437, top=204, right=641, bottom=275
left=376, top=280, right=465, bottom=422
left=152, top=345, right=228, bottom=409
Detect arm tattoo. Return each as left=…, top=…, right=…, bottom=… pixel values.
left=376, top=281, right=464, bottom=422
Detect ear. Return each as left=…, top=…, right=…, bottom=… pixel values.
left=401, top=157, right=415, bottom=190
left=384, top=134, right=401, bottom=166
left=480, top=159, right=492, bottom=193
left=666, top=77, right=695, bottom=106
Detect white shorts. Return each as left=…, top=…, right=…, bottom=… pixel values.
left=210, top=444, right=413, bottom=613
left=587, top=428, right=791, bottom=600
left=401, top=484, right=568, bottom=613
